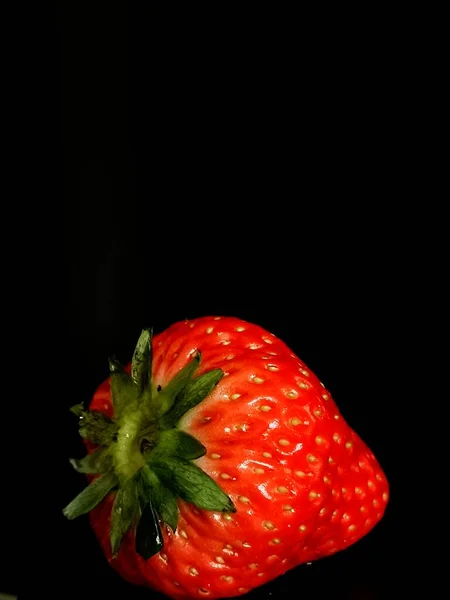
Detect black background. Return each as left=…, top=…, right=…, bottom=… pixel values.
left=3, top=3, right=412, bottom=599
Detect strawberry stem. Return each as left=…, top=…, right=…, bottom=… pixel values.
left=64, top=327, right=234, bottom=559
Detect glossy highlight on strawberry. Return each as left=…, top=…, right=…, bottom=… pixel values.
left=64, top=316, right=389, bottom=599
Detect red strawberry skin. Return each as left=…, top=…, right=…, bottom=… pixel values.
left=88, top=316, right=389, bottom=599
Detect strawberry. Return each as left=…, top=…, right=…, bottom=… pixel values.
left=63, top=316, right=389, bottom=599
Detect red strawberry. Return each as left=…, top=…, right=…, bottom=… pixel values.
left=64, top=316, right=389, bottom=599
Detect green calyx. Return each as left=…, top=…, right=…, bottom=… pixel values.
left=63, top=328, right=235, bottom=560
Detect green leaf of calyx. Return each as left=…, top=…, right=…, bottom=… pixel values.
left=70, top=404, right=118, bottom=446
left=63, top=471, right=118, bottom=520
left=159, top=368, right=224, bottom=428
left=154, top=352, right=201, bottom=417
left=152, top=429, right=206, bottom=461
left=142, top=466, right=178, bottom=532
left=131, top=328, right=153, bottom=396
left=70, top=403, right=85, bottom=417
left=136, top=501, right=164, bottom=560
left=150, top=457, right=236, bottom=513
left=110, top=477, right=140, bottom=556
left=70, top=447, right=112, bottom=474
left=109, top=358, right=137, bottom=420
